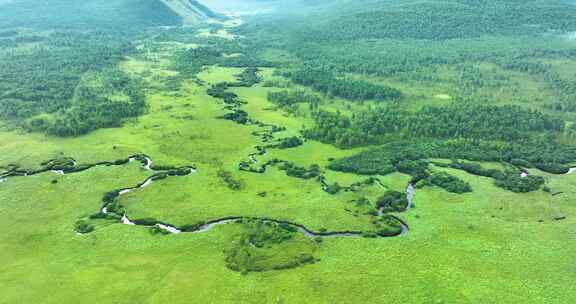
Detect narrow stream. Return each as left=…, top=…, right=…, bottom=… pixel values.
left=156, top=223, right=181, bottom=234
left=374, top=182, right=413, bottom=236
left=406, top=183, right=415, bottom=209
left=0, top=131, right=411, bottom=239
left=189, top=217, right=368, bottom=238
left=121, top=214, right=135, bottom=225
left=143, top=157, right=153, bottom=170
left=0, top=153, right=409, bottom=239
left=0, top=153, right=159, bottom=181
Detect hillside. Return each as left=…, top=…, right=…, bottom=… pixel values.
left=308, top=0, right=576, bottom=40
left=0, top=0, right=225, bottom=30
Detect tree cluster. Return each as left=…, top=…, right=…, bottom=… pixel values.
left=285, top=68, right=401, bottom=101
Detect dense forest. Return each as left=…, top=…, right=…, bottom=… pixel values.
left=303, top=104, right=565, bottom=148
left=267, top=90, right=321, bottom=113
left=326, top=137, right=576, bottom=192
left=40, top=69, right=147, bottom=136
left=284, top=68, right=401, bottom=101
left=0, top=31, right=146, bottom=136
left=236, top=0, right=576, bottom=116
left=300, top=0, right=576, bottom=41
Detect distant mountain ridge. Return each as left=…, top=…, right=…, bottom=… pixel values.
left=0, top=0, right=225, bottom=30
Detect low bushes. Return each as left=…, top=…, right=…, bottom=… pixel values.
left=323, top=182, right=342, bottom=194
left=221, top=110, right=250, bottom=124
left=273, top=137, right=304, bottom=149
left=232, top=67, right=261, bottom=87
left=149, top=226, right=170, bottom=235
left=450, top=161, right=505, bottom=179
left=376, top=191, right=409, bottom=212
left=495, top=174, right=545, bottom=193
left=74, top=220, right=95, bottom=234
left=150, top=164, right=177, bottom=171
left=278, top=162, right=321, bottom=179
left=102, top=190, right=120, bottom=204
left=167, top=168, right=193, bottom=176
left=218, top=170, right=243, bottom=190
left=224, top=220, right=318, bottom=274
left=421, top=172, right=472, bottom=194
left=374, top=214, right=403, bottom=237
left=180, top=221, right=207, bottom=232
left=131, top=218, right=159, bottom=226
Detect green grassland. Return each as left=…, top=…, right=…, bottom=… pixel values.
left=2, top=140, right=576, bottom=303
left=2, top=14, right=576, bottom=304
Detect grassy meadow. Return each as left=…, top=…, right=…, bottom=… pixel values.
left=1, top=36, right=576, bottom=304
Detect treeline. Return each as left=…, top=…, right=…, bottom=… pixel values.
left=332, top=145, right=551, bottom=193
left=305, top=104, right=564, bottom=148
left=328, top=138, right=576, bottom=176
left=284, top=68, right=401, bottom=102
left=404, top=105, right=563, bottom=141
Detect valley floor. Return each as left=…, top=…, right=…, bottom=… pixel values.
left=1, top=38, right=576, bottom=304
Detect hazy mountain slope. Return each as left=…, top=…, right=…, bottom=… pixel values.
left=0, top=0, right=224, bottom=30
left=295, top=0, right=576, bottom=41
left=201, top=0, right=335, bottom=15
left=241, top=0, right=576, bottom=42
left=160, top=0, right=225, bottom=23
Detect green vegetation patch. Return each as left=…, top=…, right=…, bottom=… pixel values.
left=224, top=220, right=318, bottom=274
left=377, top=191, right=409, bottom=213
left=284, top=67, right=401, bottom=101
left=329, top=139, right=576, bottom=177
left=418, top=172, right=473, bottom=194
left=494, top=174, right=545, bottom=193
left=306, top=104, right=565, bottom=148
